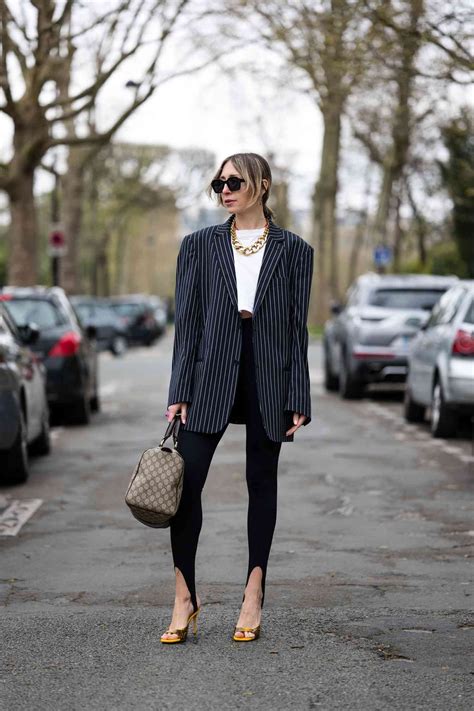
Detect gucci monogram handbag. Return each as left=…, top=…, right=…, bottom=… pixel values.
left=125, top=414, right=184, bottom=528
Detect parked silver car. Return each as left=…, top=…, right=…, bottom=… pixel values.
left=404, top=281, right=474, bottom=437
left=323, top=273, right=458, bottom=398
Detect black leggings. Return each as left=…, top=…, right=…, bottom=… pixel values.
left=170, top=317, right=282, bottom=612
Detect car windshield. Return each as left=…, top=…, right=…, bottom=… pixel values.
left=3, top=298, right=66, bottom=329
left=367, top=289, right=445, bottom=310
left=109, top=303, right=143, bottom=317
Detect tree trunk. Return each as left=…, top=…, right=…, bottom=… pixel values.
left=406, top=180, right=427, bottom=265
left=114, top=226, right=129, bottom=295
left=272, top=181, right=291, bottom=229
left=309, top=104, right=342, bottom=327
left=348, top=211, right=367, bottom=287
left=7, top=172, right=38, bottom=285
left=393, top=188, right=403, bottom=271
left=371, top=162, right=394, bottom=247
left=369, top=0, right=424, bottom=252
left=416, top=217, right=427, bottom=266
left=92, top=243, right=109, bottom=297
left=61, top=146, right=88, bottom=294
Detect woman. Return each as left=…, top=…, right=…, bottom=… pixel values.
left=161, top=152, right=314, bottom=643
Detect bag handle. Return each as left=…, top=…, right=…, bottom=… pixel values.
left=159, top=412, right=182, bottom=449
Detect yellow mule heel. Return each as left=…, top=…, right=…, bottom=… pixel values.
left=233, top=624, right=261, bottom=642
left=161, top=607, right=200, bottom=644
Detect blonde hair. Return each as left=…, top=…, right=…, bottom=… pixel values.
left=206, top=152, right=275, bottom=220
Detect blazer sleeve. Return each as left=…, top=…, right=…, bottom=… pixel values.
left=167, top=234, right=201, bottom=407
left=284, top=243, right=314, bottom=425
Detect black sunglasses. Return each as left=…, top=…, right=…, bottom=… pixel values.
left=211, top=177, right=246, bottom=193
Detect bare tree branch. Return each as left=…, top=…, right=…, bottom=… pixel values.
left=0, top=0, right=18, bottom=115
left=353, top=128, right=384, bottom=165
left=362, top=0, right=474, bottom=74
left=48, top=48, right=225, bottom=149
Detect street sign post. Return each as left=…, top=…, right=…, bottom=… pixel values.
left=373, top=244, right=392, bottom=273
left=48, top=225, right=67, bottom=286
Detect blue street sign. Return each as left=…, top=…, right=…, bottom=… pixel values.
left=373, top=245, right=392, bottom=267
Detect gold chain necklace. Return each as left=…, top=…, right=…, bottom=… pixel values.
left=230, top=215, right=269, bottom=256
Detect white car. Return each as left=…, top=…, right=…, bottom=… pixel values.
left=404, top=281, right=474, bottom=437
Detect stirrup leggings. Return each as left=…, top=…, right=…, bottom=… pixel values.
left=170, top=317, right=282, bottom=612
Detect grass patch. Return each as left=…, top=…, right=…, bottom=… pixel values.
left=308, top=325, right=324, bottom=338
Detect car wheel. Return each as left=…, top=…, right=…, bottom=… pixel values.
left=403, top=386, right=425, bottom=423
left=431, top=380, right=457, bottom=438
left=30, top=405, right=51, bottom=456
left=68, top=392, right=91, bottom=425
left=339, top=351, right=364, bottom=399
left=111, top=335, right=127, bottom=357
left=323, top=344, right=339, bottom=392
left=1, top=408, right=29, bottom=485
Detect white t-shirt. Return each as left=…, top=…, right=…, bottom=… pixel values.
left=233, top=228, right=266, bottom=313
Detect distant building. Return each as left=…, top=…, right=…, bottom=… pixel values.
left=114, top=188, right=179, bottom=299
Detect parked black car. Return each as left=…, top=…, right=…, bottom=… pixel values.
left=0, top=302, right=51, bottom=485
left=106, top=295, right=162, bottom=346
left=70, top=296, right=128, bottom=356
left=323, top=273, right=458, bottom=398
left=148, top=295, right=168, bottom=336
left=1, top=286, right=99, bottom=425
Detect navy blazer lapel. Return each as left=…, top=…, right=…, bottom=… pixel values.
left=212, top=216, right=285, bottom=315
left=253, top=220, right=285, bottom=316
left=212, top=216, right=238, bottom=309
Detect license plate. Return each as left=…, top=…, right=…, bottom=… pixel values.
left=395, top=335, right=411, bottom=353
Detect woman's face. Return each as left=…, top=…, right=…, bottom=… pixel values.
left=219, top=160, right=267, bottom=215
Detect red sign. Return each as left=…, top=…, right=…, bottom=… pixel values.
left=48, top=225, right=67, bottom=256
left=50, top=230, right=65, bottom=247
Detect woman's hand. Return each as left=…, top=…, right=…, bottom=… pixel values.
left=166, top=402, right=188, bottom=424
left=285, top=412, right=307, bottom=436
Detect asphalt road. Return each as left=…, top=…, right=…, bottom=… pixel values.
left=1, top=330, right=473, bottom=710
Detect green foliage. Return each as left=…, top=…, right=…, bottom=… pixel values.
left=440, top=109, right=474, bottom=277
left=308, top=324, right=324, bottom=338
left=426, top=240, right=469, bottom=278
left=397, top=257, right=430, bottom=275
left=398, top=238, right=468, bottom=278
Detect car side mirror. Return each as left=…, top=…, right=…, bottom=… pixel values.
left=19, top=322, right=40, bottom=345
left=330, top=302, right=343, bottom=315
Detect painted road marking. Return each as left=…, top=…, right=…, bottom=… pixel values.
left=442, top=445, right=464, bottom=456
left=0, top=498, right=43, bottom=536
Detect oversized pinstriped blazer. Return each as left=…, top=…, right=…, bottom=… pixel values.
left=167, top=214, right=314, bottom=443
